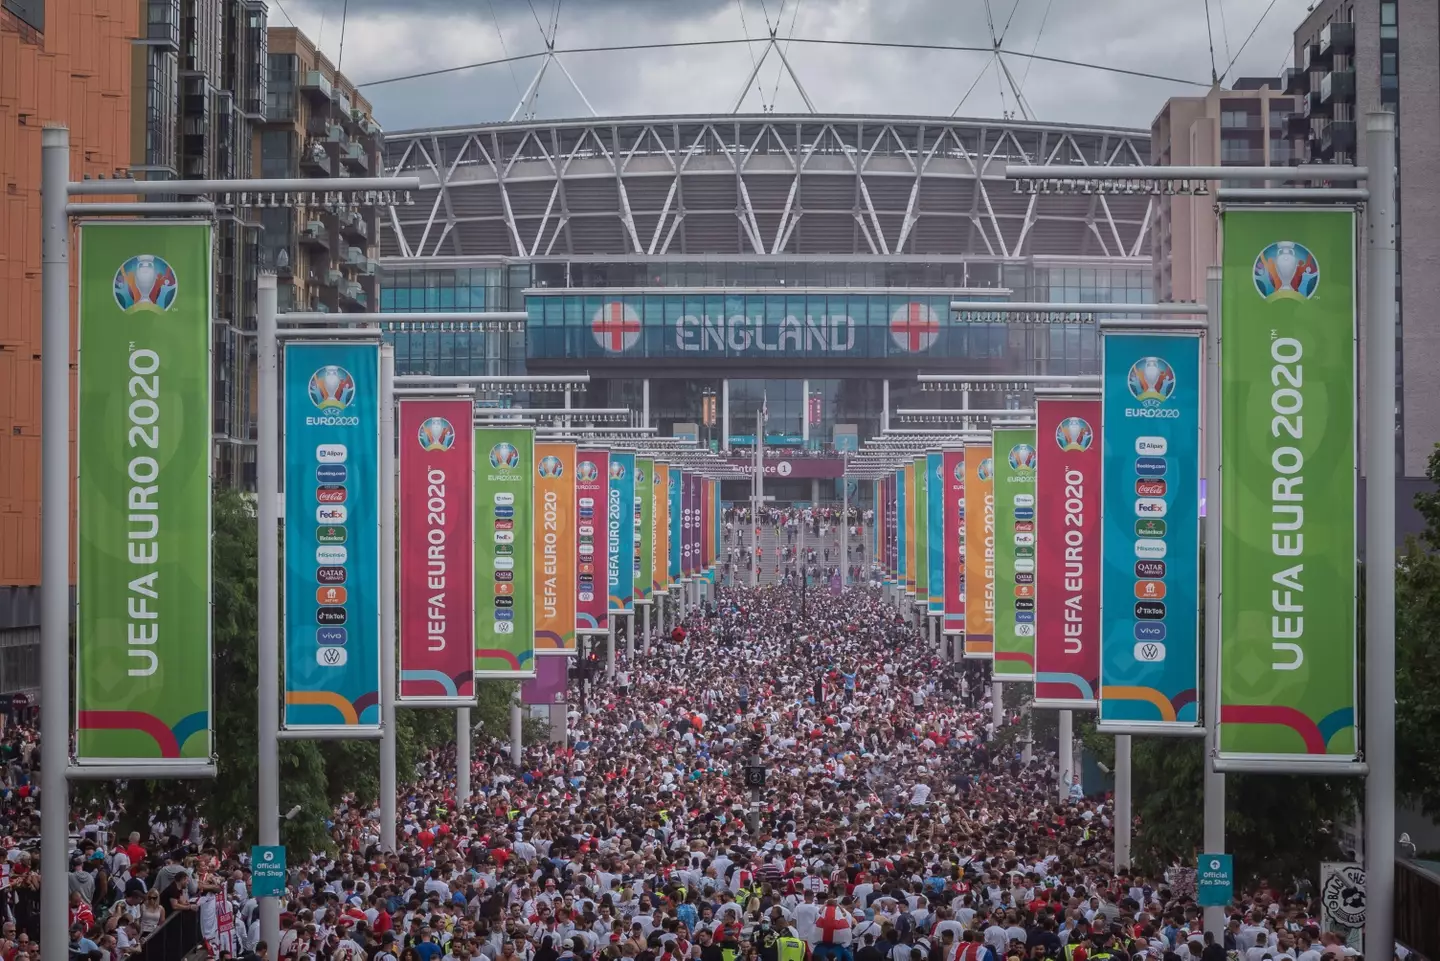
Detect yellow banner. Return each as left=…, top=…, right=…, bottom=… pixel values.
left=963, top=443, right=995, bottom=658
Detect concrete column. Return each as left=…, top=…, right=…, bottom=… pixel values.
left=722, top=379, right=731, bottom=452
left=802, top=378, right=810, bottom=444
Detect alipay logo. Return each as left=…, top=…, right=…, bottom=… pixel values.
left=1135, top=436, right=1168, bottom=456
left=316, top=444, right=348, bottom=464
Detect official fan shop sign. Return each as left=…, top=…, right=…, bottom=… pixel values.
left=282, top=342, right=382, bottom=730
left=1098, top=332, right=1201, bottom=733
left=1196, top=854, right=1233, bottom=908
left=475, top=427, right=535, bottom=678
left=1219, top=207, right=1358, bottom=768
left=398, top=399, right=475, bottom=701
left=992, top=428, right=1037, bottom=681
left=251, top=846, right=287, bottom=898
left=76, top=222, right=213, bottom=766
left=1034, top=397, right=1101, bottom=710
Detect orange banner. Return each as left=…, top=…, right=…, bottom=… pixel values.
left=963, top=443, right=995, bottom=658
left=534, top=442, right=576, bottom=654
left=653, top=463, right=670, bottom=593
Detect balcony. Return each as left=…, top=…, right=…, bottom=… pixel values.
left=333, top=90, right=352, bottom=119
left=361, top=258, right=378, bottom=277
left=1302, top=39, right=1329, bottom=70
left=325, top=123, right=345, bottom=143
left=325, top=268, right=344, bottom=288
left=145, top=0, right=180, bottom=51
left=300, top=70, right=332, bottom=100
left=1321, top=68, right=1355, bottom=105
left=1320, top=21, right=1354, bottom=56
left=339, top=210, right=368, bottom=243
left=299, top=139, right=331, bottom=175
left=1282, top=66, right=1308, bottom=95
left=344, top=245, right=367, bottom=268
left=299, top=219, right=329, bottom=250
left=1285, top=112, right=1311, bottom=138
left=1320, top=120, right=1357, bottom=159
left=1305, top=88, right=1329, bottom=118
left=341, top=280, right=367, bottom=307
left=341, top=140, right=369, bottom=172
left=360, top=115, right=382, bottom=138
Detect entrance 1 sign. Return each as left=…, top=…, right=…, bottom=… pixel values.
left=1197, top=853, right=1233, bottom=908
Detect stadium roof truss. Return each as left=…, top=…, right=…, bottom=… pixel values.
left=381, top=115, right=1155, bottom=262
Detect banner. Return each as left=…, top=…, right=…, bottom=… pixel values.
left=914, top=456, right=929, bottom=610
left=398, top=399, right=475, bottom=701
left=1034, top=397, right=1102, bottom=709
left=1219, top=207, right=1358, bottom=764
left=475, top=426, right=535, bottom=678
left=927, top=452, right=945, bottom=615
left=872, top=481, right=881, bottom=577
left=699, top=475, right=712, bottom=574
left=888, top=472, right=898, bottom=582
left=712, top=478, right=722, bottom=569
left=902, top=464, right=915, bottom=595
left=653, top=462, right=671, bottom=594
left=993, top=427, right=1037, bottom=681
left=1099, top=332, right=1201, bottom=731
left=575, top=449, right=609, bottom=633
left=668, top=468, right=683, bottom=583
left=684, top=473, right=700, bottom=578
left=942, top=449, right=966, bottom=635
left=534, top=442, right=576, bottom=655
left=607, top=451, right=636, bottom=613
left=634, top=457, right=654, bottom=604
left=282, top=341, right=381, bottom=729
left=76, top=221, right=213, bottom=764
left=963, top=444, right=994, bottom=657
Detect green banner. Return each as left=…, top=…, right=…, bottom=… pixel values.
left=76, top=222, right=213, bottom=765
left=1219, top=207, right=1357, bottom=765
left=635, top=457, right=654, bottom=603
left=475, top=426, right=535, bottom=678
left=913, top=455, right=929, bottom=610
left=992, top=427, right=1037, bottom=681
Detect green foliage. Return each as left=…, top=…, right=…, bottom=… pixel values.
left=1396, top=444, right=1440, bottom=819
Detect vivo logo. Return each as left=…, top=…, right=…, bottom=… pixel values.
left=1134, top=622, right=1167, bottom=642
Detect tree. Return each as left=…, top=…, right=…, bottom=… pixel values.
left=1396, top=445, right=1440, bottom=820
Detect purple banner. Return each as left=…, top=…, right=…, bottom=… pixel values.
left=725, top=455, right=846, bottom=479
left=521, top=655, right=568, bottom=705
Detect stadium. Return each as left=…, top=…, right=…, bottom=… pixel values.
left=378, top=113, right=1156, bottom=503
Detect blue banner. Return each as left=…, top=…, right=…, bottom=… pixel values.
left=927, top=452, right=945, bottom=614
left=607, top=451, right=636, bottom=613
left=282, top=341, right=381, bottom=730
left=669, top=468, right=683, bottom=583
left=1098, top=331, right=1202, bottom=731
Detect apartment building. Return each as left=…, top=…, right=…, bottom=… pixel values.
left=257, top=27, right=383, bottom=319
left=1150, top=79, right=1298, bottom=303
left=133, top=0, right=269, bottom=487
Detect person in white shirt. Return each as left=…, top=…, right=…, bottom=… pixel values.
left=793, top=891, right=820, bottom=944
left=1246, top=932, right=1275, bottom=961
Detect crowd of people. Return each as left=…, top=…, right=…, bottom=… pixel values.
left=13, top=579, right=1384, bottom=961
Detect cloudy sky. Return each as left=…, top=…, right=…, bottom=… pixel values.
left=273, top=0, right=1316, bottom=133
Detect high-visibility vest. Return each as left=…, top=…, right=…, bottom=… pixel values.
left=777, top=937, right=807, bottom=961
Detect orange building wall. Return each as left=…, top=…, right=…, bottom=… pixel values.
left=0, top=1, right=137, bottom=586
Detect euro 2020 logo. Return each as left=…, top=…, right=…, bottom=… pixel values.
left=417, top=417, right=455, bottom=452
left=953, top=462, right=966, bottom=483
left=308, top=366, right=356, bottom=410
left=114, top=255, right=179, bottom=312
left=1055, top=417, right=1094, bottom=453
left=1008, top=444, right=1037, bottom=473
left=609, top=461, right=627, bottom=481
left=1128, top=357, right=1176, bottom=407
left=977, top=458, right=994, bottom=482
left=1254, top=240, right=1319, bottom=301
left=577, top=460, right=599, bottom=483
left=489, top=443, right=519, bottom=469
left=538, top=455, right=564, bottom=478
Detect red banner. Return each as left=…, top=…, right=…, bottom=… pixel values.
left=1035, top=397, right=1101, bottom=707
left=576, top=449, right=609, bottom=633
left=942, top=449, right=966, bottom=635
left=398, top=399, right=475, bottom=702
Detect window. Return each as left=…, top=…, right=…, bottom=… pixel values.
left=1381, top=53, right=1398, bottom=75
left=1, top=0, right=43, bottom=31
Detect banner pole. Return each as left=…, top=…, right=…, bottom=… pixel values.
left=379, top=344, right=398, bottom=853
left=1363, top=109, right=1397, bottom=961
left=40, top=125, right=71, bottom=961
left=841, top=465, right=849, bottom=587
left=509, top=692, right=523, bottom=767
left=626, top=612, right=634, bottom=663
left=1202, top=265, right=1226, bottom=939
left=456, top=707, right=471, bottom=805
left=255, top=274, right=282, bottom=951
left=1115, top=734, right=1132, bottom=869
left=1057, top=709, right=1073, bottom=804
left=643, top=603, right=651, bottom=657
left=607, top=616, right=617, bottom=679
